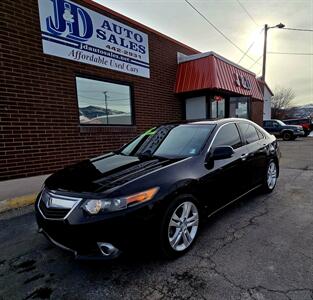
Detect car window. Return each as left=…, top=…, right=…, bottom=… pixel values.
left=238, top=123, right=259, bottom=144
left=276, top=120, right=286, bottom=126
left=212, top=123, right=242, bottom=149
left=154, top=125, right=214, bottom=158
left=263, top=121, right=272, bottom=127
left=121, top=125, right=215, bottom=158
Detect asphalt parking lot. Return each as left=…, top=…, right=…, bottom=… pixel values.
left=0, top=138, right=313, bottom=300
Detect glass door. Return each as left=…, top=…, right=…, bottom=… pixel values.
left=229, top=97, right=249, bottom=118
left=210, top=96, right=225, bottom=119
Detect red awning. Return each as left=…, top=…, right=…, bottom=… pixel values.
left=175, top=53, right=263, bottom=101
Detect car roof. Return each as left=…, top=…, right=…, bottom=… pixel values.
left=161, top=118, right=256, bottom=126
left=284, top=118, right=308, bottom=121
left=190, top=118, right=260, bottom=126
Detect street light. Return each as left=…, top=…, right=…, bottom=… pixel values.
left=262, top=23, right=285, bottom=81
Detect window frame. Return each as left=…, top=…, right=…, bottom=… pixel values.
left=237, top=121, right=264, bottom=145
left=210, top=122, right=244, bottom=150
left=75, top=74, right=135, bottom=127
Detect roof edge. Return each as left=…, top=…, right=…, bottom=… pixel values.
left=177, top=51, right=256, bottom=76
left=257, top=78, right=274, bottom=96
left=83, top=0, right=200, bottom=54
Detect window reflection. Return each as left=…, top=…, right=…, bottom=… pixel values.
left=76, top=77, right=132, bottom=125
left=210, top=96, right=225, bottom=119
left=230, top=97, right=249, bottom=119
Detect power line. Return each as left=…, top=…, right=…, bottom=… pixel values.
left=236, top=0, right=259, bottom=26
left=249, top=55, right=263, bottom=69
left=281, top=27, right=313, bottom=32
left=184, top=0, right=260, bottom=65
left=268, top=52, right=313, bottom=55
left=237, top=28, right=264, bottom=64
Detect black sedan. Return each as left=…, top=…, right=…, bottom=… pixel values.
left=35, top=118, right=280, bottom=259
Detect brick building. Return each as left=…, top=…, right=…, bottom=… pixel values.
left=0, top=0, right=263, bottom=181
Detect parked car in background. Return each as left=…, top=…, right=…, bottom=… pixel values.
left=263, top=119, right=304, bottom=141
left=283, top=118, right=312, bottom=137
left=36, top=119, right=280, bottom=260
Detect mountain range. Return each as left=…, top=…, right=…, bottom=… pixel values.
left=79, top=105, right=126, bottom=120
left=289, top=103, right=313, bottom=118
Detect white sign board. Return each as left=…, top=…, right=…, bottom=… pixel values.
left=38, top=0, right=150, bottom=78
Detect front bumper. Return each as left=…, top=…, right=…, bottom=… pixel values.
left=292, top=131, right=304, bottom=137
left=38, top=228, right=121, bottom=260
left=35, top=194, right=158, bottom=260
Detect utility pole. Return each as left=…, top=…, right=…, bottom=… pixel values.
left=262, top=24, right=268, bottom=81
left=103, top=91, right=109, bottom=125
left=261, top=23, right=285, bottom=82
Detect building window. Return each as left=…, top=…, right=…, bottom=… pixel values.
left=229, top=97, right=249, bottom=119
left=210, top=96, right=225, bottom=119
left=185, top=96, right=206, bottom=120
left=76, top=76, right=133, bottom=125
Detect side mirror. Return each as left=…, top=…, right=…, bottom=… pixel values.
left=210, top=146, right=234, bottom=160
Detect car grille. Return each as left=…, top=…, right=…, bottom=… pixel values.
left=39, top=200, right=70, bottom=219
left=38, top=190, right=81, bottom=220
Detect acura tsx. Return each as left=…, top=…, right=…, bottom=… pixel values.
left=35, top=118, right=280, bottom=259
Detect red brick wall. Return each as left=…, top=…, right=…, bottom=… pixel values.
left=250, top=100, right=263, bottom=126
left=0, top=0, right=197, bottom=181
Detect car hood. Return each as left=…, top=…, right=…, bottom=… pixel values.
left=44, top=152, right=175, bottom=194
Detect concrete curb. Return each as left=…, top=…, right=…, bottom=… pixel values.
left=0, top=194, right=37, bottom=214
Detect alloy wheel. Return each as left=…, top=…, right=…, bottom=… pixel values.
left=267, top=162, right=277, bottom=189
left=168, top=201, right=199, bottom=251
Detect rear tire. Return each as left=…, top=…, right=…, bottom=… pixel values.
left=282, top=131, right=293, bottom=141
left=261, top=159, right=278, bottom=193
left=159, top=195, right=200, bottom=259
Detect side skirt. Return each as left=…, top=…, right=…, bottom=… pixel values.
left=207, top=184, right=262, bottom=219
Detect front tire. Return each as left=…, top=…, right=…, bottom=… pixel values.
left=282, top=131, right=293, bottom=141
left=261, top=159, right=278, bottom=193
left=159, top=195, right=200, bottom=258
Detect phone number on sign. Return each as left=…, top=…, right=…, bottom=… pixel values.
left=106, top=45, right=143, bottom=60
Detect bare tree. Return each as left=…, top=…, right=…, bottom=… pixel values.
left=271, top=87, right=296, bottom=119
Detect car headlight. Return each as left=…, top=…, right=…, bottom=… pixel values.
left=82, top=187, right=159, bottom=215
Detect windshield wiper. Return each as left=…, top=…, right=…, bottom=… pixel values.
left=137, top=150, right=153, bottom=160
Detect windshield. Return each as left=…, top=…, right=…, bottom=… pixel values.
left=120, top=124, right=215, bottom=159
left=276, top=120, right=286, bottom=126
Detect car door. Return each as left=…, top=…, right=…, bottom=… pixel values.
left=272, top=121, right=282, bottom=135
left=238, top=122, right=268, bottom=188
left=200, top=123, right=250, bottom=211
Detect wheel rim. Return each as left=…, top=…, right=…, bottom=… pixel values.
left=284, top=133, right=291, bottom=139
left=267, top=162, right=277, bottom=189
left=168, top=201, right=199, bottom=251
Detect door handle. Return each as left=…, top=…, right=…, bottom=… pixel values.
left=241, top=153, right=248, bottom=161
